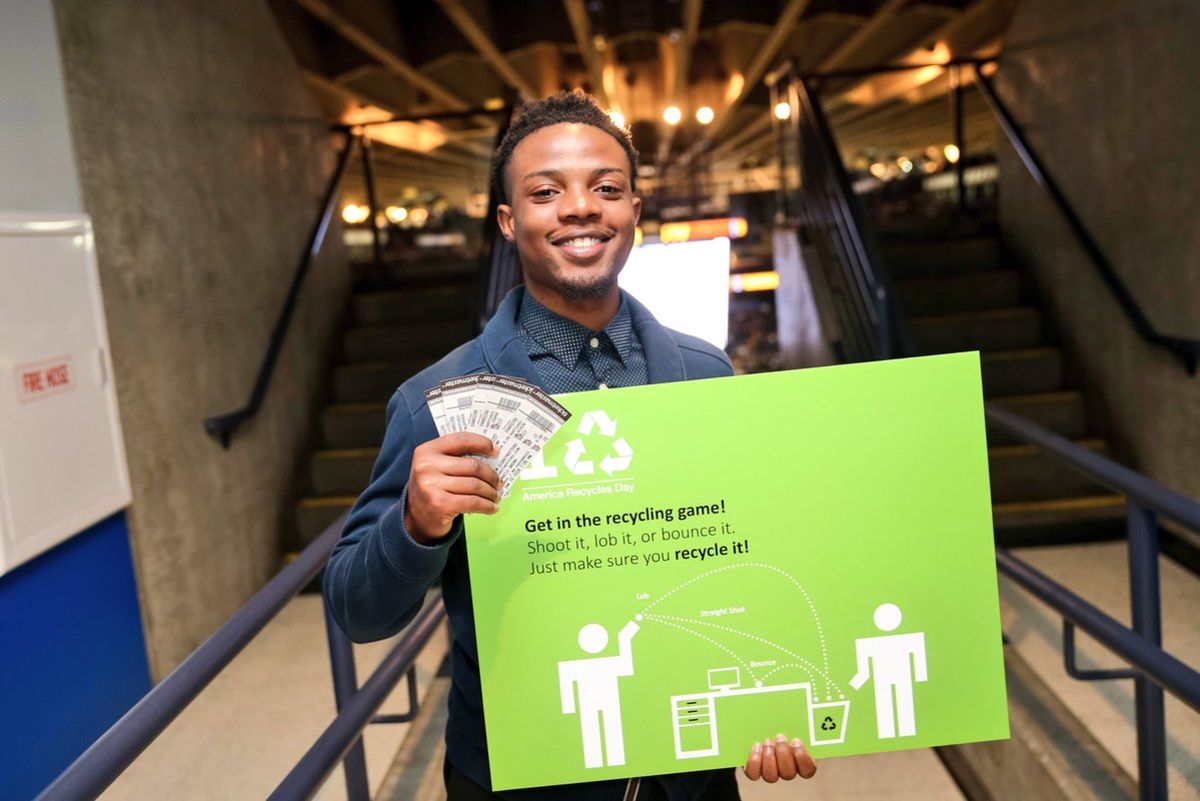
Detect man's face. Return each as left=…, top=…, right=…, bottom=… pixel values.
left=497, top=123, right=641, bottom=304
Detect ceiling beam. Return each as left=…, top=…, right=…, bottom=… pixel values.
left=562, top=0, right=610, bottom=107
left=656, top=0, right=704, bottom=169
left=293, top=0, right=472, bottom=111
left=678, top=0, right=811, bottom=168
left=707, top=0, right=811, bottom=140
left=819, top=0, right=909, bottom=72
left=435, top=0, right=537, bottom=99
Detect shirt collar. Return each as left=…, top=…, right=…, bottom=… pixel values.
left=519, top=290, right=635, bottom=368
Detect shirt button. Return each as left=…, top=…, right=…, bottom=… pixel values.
left=598, top=382, right=609, bottom=390
left=589, top=337, right=600, bottom=349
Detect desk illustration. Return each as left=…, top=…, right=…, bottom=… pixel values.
left=670, top=668, right=851, bottom=759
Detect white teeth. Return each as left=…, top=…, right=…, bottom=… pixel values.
left=560, top=236, right=601, bottom=248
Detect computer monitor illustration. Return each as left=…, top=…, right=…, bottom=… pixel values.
left=707, top=667, right=740, bottom=691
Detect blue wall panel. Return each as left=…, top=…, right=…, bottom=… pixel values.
left=0, top=512, right=150, bottom=800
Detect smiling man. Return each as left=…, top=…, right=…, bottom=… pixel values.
left=324, top=92, right=816, bottom=800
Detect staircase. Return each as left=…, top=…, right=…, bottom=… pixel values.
left=879, top=224, right=1127, bottom=546
left=295, top=259, right=478, bottom=548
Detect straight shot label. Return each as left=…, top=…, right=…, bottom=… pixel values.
left=465, top=353, right=1008, bottom=790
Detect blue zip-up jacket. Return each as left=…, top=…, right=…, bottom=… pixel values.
left=323, top=287, right=734, bottom=799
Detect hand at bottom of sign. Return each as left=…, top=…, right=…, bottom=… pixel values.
left=743, top=734, right=817, bottom=783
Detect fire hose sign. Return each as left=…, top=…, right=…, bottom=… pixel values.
left=466, top=353, right=1009, bottom=790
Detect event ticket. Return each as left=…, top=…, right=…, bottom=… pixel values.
left=425, top=374, right=571, bottom=494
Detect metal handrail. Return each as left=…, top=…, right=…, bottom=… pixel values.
left=771, top=62, right=1200, bottom=801
left=997, top=548, right=1200, bottom=714
left=204, top=131, right=358, bottom=447
left=37, top=508, right=446, bottom=801
left=36, top=515, right=348, bottom=800
left=270, top=600, right=446, bottom=799
left=986, top=405, right=1200, bottom=532
left=972, top=71, right=1200, bottom=376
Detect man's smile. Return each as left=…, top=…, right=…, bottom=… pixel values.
left=550, top=229, right=614, bottom=261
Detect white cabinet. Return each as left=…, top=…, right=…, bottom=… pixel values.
left=0, top=212, right=131, bottom=574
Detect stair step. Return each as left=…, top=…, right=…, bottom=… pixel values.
left=912, top=307, right=1044, bottom=353
left=882, top=236, right=1001, bottom=278
left=311, top=448, right=379, bottom=496
left=322, top=401, right=388, bottom=448
left=980, top=348, right=1064, bottom=397
left=986, top=391, right=1089, bottom=445
left=341, top=319, right=471, bottom=363
left=352, top=259, right=476, bottom=290
left=897, top=270, right=1020, bottom=316
left=988, top=439, right=1110, bottom=503
left=353, top=285, right=474, bottom=327
left=993, top=495, right=1127, bottom=546
left=334, top=359, right=430, bottom=403
left=296, top=496, right=355, bottom=546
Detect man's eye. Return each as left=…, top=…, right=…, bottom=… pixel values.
left=597, top=185, right=623, bottom=194
left=532, top=188, right=557, bottom=198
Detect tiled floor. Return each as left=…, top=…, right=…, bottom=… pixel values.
left=101, top=594, right=448, bottom=801
left=1002, top=543, right=1200, bottom=801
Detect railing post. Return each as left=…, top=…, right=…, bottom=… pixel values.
left=324, top=601, right=371, bottom=801
left=952, top=65, right=966, bottom=211
left=1128, top=501, right=1167, bottom=801
left=359, top=132, right=385, bottom=271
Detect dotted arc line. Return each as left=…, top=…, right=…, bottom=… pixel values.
left=760, top=663, right=805, bottom=682
left=643, top=615, right=760, bottom=683
left=640, top=563, right=830, bottom=676
left=652, top=614, right=839, bottom=694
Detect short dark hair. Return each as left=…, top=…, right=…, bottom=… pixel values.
left=491, top=91, right=639, bottom=203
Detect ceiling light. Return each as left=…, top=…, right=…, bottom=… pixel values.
left=608, top=110, right=626, bottom=129
left=944, top=144, right=961, bottom=164
left=341, top=203, right=369, bottom=224
left=663, top=106, right=682, bottom=126
left=898, top=157, right=913, bottom=174
left=385, top=206, right=408, bottom=223
left=869, top=163, right=888, bottom=179
left=695, top=106, right=714, bottom=125
left=774, top=101, right=792, bottom=120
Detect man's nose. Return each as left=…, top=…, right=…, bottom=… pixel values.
left=560, top=186, right=601, bottom=220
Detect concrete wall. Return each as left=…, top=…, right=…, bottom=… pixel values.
left=54, top=0, right=350, bottom=677
left=995, top=0, right=1200, bottom=501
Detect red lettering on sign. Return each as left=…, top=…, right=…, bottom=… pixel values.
left=15, top=356, right=76, bottom=403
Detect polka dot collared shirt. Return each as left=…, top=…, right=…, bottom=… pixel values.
left=517, top=290, right=648, bottom=393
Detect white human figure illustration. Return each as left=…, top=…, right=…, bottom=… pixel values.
left=558, top=620, right=640, bottom=768
left=849, top=603, right=927, bottom=739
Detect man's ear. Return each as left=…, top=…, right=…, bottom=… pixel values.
left=631, top=194, right=642, bottom=225
left=496, top=203, right=516, bottom=242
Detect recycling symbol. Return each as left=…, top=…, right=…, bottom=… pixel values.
left=821, top=716, right=837, bottom=731
left=563, top=410, right=634, bottom=476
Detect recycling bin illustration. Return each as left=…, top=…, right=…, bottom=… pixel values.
left=808, top=698, right=850, bottom=745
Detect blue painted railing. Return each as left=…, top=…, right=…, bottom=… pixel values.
left=36, top=513, right=444, bottom=801
left=771, top=61, right=1200, bottom=801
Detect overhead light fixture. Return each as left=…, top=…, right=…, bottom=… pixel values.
left=944, top=144, right=961, bottom=163
left=695, top=106, right=714, bottom=125
left=869, top=163, right=888, bottom=179
left=898, top=157, right=913, bottom=174
left=483, top=97, right=505, bottom=111
left=341, top=203, right=370, bottom=224
left=663, top=106, right=682, bottom=126
left=385, top=206, right=408, bottom=224
left=608, top=110, right=626, bottom=129
left=773, top=101, right=792, bottom=120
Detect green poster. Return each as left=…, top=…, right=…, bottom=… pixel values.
left=465, top=353, right=1008, bottom=790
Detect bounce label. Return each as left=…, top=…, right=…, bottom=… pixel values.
left=466, top=353, right=1009, bottom=790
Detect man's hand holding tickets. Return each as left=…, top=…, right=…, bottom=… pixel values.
left=405, top=432, right=502, bottom=544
